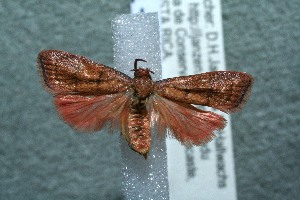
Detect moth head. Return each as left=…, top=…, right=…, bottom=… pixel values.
left=131, top=59, right=154, bottom=77
left=133, top=68, right=154, bottom=77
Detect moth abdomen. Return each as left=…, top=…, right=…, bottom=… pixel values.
left=127, top=98, right=151, bottom=157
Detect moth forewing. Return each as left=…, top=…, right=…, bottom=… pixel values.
left=154, top=71, right=253, bottom=113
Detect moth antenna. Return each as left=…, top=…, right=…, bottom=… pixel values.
left=134, top=59, right=147, bottom=70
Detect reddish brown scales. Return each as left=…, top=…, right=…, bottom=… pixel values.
left=38, top=50, right=131, bottom=95
left=126, top=61, right=154, bottom=157
left=127, top=100, right=151, bottom=158
left=155, top=71, right=253, bottom=113
left=38, top=50, right=254, bottom=158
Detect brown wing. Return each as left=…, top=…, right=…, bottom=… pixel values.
left=154, top=71, right=253, bottom=113
left=38, top=50, right=132, bottom=95
left=38, top=50, right=133, bottom=132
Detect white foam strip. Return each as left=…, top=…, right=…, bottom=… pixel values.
left=112, top=13, right=169, bottom=200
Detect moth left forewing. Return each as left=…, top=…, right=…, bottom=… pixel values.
left=154, top=71, right=253, bottom=113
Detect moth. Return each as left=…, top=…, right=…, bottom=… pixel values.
left=38, top=50, right=253, bottom=158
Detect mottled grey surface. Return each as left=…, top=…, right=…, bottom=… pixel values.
left=0, top=1, right=299, bottom=200
left=222, top=1, right=300, bottom=200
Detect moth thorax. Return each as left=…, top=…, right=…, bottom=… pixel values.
left=133, top=75, right=154, bottom=99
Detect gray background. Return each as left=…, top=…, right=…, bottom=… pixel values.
left=0, top=1, right=299, bottom=200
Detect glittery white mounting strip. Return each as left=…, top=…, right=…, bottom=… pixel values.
left=112, top=13, right=169, bottom=200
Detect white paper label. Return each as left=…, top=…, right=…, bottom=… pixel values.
left=131, top=0, right=238, bottom=199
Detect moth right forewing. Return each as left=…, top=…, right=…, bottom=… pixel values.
left=154, top=71, right=253, bottom=113
left=38, top=50, right=133, bottom=96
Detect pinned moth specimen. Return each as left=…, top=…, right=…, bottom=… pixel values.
left=38, top=50, right=253, bottom=158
